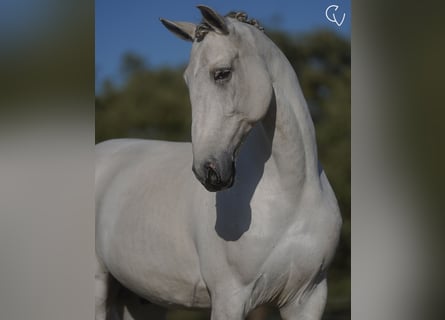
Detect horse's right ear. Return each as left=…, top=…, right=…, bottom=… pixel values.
left=196, top=5, right=229, bottom=35
left=160, top=18, right=196, bottom=42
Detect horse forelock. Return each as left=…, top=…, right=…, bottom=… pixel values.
left=195, top=11, right=264, bottom=42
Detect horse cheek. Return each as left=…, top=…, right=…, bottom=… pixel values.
left=247, top=77, right=272, bottom=122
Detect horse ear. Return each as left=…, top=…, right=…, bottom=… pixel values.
left=160, top=18, right=196, bottom=42
left=196, top=5, right=229, bottom=35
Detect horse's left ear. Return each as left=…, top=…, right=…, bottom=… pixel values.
left=197, top=5, right=229, bottom=35
left=160, top=18, right=196, bottom=42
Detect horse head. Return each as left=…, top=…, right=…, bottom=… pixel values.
left=161, top=6, right=273, bottom=192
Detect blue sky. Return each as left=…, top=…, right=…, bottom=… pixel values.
left=96, top=0, right=350, bottom=91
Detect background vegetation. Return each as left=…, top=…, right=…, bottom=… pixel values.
left=96, top=28, right=350, bottom=320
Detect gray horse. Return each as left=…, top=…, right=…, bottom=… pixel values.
left=95, top=5, right=342, bottom=320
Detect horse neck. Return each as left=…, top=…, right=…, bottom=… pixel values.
left=258, top=37, right=321, bottom=195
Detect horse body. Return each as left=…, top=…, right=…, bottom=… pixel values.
left=96, top=140, right=210, bottom=308
left=96, top=6, right=341, bottom=320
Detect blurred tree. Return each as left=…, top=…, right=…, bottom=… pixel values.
left=121, top=52, right=147, bottom=79
left=96, top=28, right=350, bottom=320
left=96, top=61, right=190, bottom=143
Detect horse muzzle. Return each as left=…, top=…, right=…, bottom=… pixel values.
left=192, top=159, right=235, bottom=192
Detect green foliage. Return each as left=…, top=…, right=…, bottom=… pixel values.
left=96, top=63, right=191, bottom=143
left=96, top=29, right=350, bottom=320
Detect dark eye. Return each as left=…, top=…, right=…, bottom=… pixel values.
left=213, top=68, right=232, bottom=83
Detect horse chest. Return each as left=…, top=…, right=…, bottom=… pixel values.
left=243, top=228, right=326, bottom=308
left=220, top=209, right=303, bottom=277
left=217, top=191, right=333, bottom=306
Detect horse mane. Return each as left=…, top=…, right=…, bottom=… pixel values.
left=195, top=11, right=264, bottom=42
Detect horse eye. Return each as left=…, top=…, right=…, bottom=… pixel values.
left=213, top=68, right=232, bottom=83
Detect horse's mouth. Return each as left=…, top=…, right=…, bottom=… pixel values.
left=204, top=172, right=235, bottom=192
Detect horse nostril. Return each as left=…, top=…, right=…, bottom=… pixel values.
left=205, top=163, right=221, bottom=186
